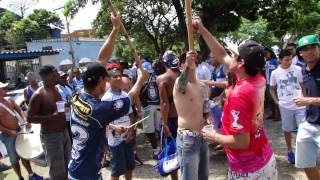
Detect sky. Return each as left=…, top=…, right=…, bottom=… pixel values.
left=0, top=0, right=101, bottom=33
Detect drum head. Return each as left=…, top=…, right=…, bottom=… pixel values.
left=15, top=124, right=43, bottom=160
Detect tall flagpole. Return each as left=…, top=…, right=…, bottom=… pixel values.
left=184, top=0, right=194, bottom=51
left=107, top=0, right=141, bottom=68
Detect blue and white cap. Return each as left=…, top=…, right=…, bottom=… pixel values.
left=162, top=50, right=179, bottom=69
left=142, top=61, right=154, bottom=74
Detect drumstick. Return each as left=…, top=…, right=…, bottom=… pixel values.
left=18, top=131, right=34, bottom=135
left=185, top=0, right=194, bottom=50
left=107, top=0, right=142, bottom=68
left=127, top=116, right=150, bottom=129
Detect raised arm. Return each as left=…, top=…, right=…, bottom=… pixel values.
left=97, top=13, right=121, bottom=66
left=193, top=17, right=233, bottom=70
left=128, top=66, right=148, bottom=100
left=175, top=51, right=197, bottom=93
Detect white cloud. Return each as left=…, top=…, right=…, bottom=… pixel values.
left=0, top=0, right=100, bottom=33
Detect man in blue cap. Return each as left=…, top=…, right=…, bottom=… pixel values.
left=156, top=50, right=180, bottom=180
left=294, top=35, right=320, bottom=180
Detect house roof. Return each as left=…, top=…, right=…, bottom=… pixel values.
left=0, top=49, right=62, bottom=61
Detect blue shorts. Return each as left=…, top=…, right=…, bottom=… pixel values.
left=279, top=107, right=305, bottom=132
left=295, top=121, right=320, bottom=168
left=109, top=140, right=135, bottom=177
left=0, top=132, right=20, bottom=165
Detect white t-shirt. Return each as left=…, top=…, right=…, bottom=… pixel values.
left=270, top=65, right=305, bottom=110
left=101, top=89, right=133, bottom=147
left=196, top=62, right=212, bottom=80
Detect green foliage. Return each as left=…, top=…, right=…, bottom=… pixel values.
left=62, top=0, right=319, bottom=55
left=260, top=0, right=320, bottom=42
left=28, top=9, right=63, bottom=29
left=1, top=8, right=62, bottom=49
left=4, top=18, right=49, bottom=48
left=89, top=0, right=181, bottom=59
left=228, top=17, right=279, bottom=47
left=0, top=11, right=20, bottom=31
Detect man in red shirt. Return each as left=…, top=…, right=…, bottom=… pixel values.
left=194, top=17, right=277, bottom=179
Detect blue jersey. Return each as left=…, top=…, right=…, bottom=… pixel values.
left=68, top=91, right=131, bottom=179
left=211, top=64, right=226, bottom=98
left=72, top=78, right=84, bottom=92
left=265, top=58, right=278, bottom=84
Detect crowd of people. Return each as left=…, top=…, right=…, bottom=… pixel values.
left=0, top=12, right=319, bottom=180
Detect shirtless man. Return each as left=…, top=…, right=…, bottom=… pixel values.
left=0, top=82, right=42, bottom=180
left=27, top=66, right=71, bottom=180
left=24, top=72, right=39, bottom=108
left=156, top=50, right=180, bottom=180
left=173, top=49, right=210, bottom=180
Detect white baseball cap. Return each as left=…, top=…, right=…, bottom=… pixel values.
left=0, top=82, right=8, bottom=88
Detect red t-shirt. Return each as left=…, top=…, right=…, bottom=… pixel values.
left=221, top=74, right=273, bottom=173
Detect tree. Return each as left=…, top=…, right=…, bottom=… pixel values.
left=28, top=9, right=64, bottom=29
left=73, top=0, right=181, bottom=60
left=0, top=10, right=20, bottom=50
left=0, top=11, right=20, bottom=31
left=260, top=0, right=320, bottom=45
left=7, top=0, right=35, bottom=18
left=4, top=17, right=49, bottom=49
left=228, top=17, right=279, bottom=47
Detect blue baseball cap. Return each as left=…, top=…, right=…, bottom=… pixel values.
left=142, top=61, right=154, bottom=73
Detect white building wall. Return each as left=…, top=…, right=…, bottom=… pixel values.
left=26, top=39, right=109, bottom=66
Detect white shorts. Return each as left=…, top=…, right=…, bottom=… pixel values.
left=228, top=154, right=278, bottom=180
left=295, top=120, right=320, bottom=168
left=142, top=108, right=161, bottom=133
left=279, top=107, right=305, bottom=132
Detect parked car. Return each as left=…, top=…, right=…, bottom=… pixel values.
left=6, top=89, right=26, bottom=111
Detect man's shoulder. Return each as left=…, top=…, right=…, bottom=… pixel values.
left=3, top=97, right=14, bottom=106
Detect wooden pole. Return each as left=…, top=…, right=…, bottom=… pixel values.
left=107, top=0, right=141, bottom=68
left=184, top=0, right=194, bottom=51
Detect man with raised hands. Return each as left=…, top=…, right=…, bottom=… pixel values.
left=68, top=12, right=148, bottom=180
left=194, top=17, right=277, bottom=179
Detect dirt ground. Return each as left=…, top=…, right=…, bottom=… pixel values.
left=0, top=115, right=309, bottom=180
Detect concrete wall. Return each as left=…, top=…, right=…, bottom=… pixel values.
left=40, top=55, right=58, bottom=67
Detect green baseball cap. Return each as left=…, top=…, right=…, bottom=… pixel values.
left=298, top=35, right=320, bottom=49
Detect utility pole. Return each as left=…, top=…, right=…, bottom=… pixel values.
left=65, top=16, right=75, bottom=66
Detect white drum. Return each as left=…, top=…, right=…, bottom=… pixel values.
left=15, top=124, right=43, bottom=160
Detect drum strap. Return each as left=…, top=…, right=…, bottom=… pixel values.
left=0, top=102, right=25, bottom=123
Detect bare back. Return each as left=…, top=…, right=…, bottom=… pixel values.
left=157, top=70, right=179, bottom=117
left=0, top=98, right=20, bottom=130
left=173, top=80, right=207, bottom=131
left=28, top=87, right=66, bottom=133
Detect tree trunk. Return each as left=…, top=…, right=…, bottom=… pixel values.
left=172, top=0, right=188, bottom=51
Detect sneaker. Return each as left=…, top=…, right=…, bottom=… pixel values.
left=153, top=153, right=159, bottom=160
left=288, top=151, right=295, bottom=164
left=135, top=154, right=143, bottom=166
left=29, top=173, right=43, bottom=180
left=291, top=128, right=298, bottom=133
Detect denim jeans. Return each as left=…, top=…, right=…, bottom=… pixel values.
left=41, top=129, right=71, bottom=180
left=0, top=132, right=20, bottom=165
left=177, top=130, right=209, bottom=180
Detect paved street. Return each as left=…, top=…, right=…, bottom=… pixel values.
left=0, top=117, right=309, bottom=179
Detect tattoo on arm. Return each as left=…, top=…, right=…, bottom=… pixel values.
left=176, top=67, right=190, bottom=93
